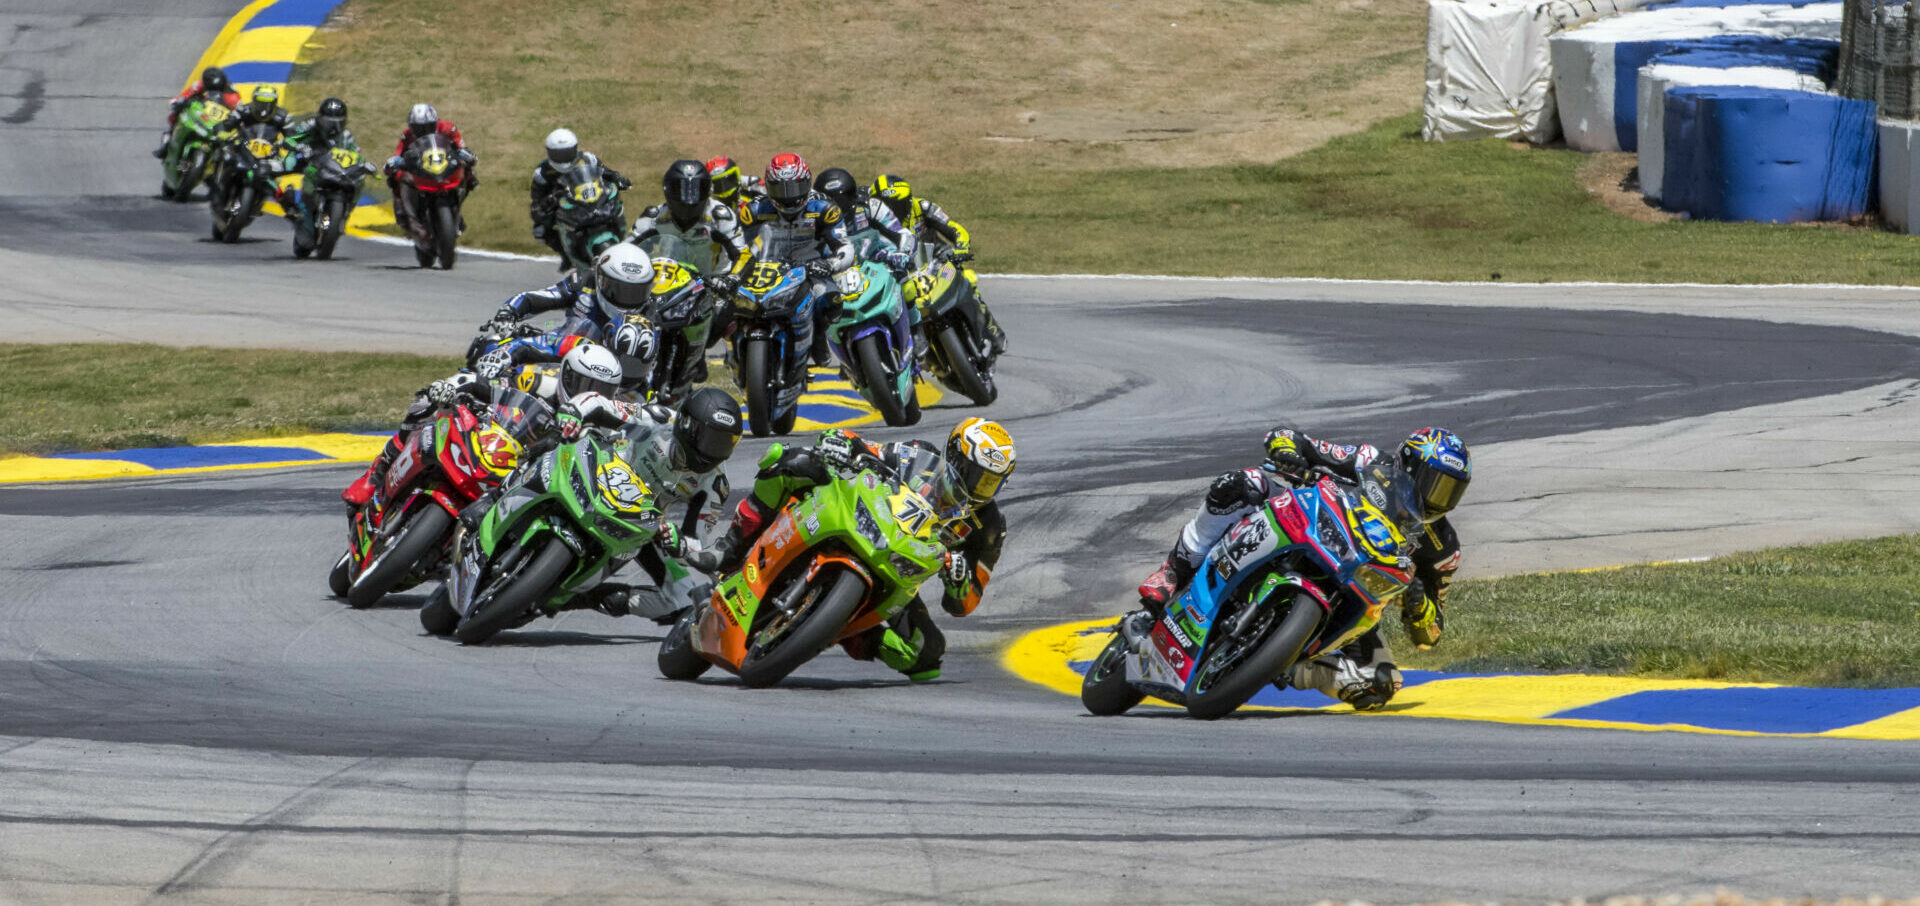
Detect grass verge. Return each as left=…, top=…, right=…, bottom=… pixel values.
left=1, top=344, right=459, bottom=456
left=294, top=0, right=1920, bottom=284
left=1403, top=535, right=1920, bottom=688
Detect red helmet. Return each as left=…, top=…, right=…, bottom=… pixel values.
left=765, top=152, right=812, bottom=215
left=706, top=156, right=741, bottom=201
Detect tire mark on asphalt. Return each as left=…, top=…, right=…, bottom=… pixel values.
left=143, top=757, right=381, bottom=901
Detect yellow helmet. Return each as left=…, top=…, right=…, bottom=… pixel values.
left=251, top=85, right=279, bottom=106
left=939, top=418, right=1014, bottom=510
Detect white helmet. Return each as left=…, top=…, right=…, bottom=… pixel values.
left=545, top=128, right=580, bottom=171
left=560, top=341, right=623, bottom=401
left=594, top=243, right=655, bottom=312
left=407, top=103, right=437, bottom=131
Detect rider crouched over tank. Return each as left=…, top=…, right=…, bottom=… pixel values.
left=1129, top=426, right=1471, bottom=710
left=706, top=419, right=1016, bottom=680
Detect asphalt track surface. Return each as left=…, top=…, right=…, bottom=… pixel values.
left=3, top=3, right=1920, bottom=902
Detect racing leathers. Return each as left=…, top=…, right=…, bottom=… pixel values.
left=342, top=370, right=500, bottom=507
left=279, top=118, right=360, bottom=222
left=493, top=273, right=634, bottom=344
left=385, top=120, right=476, bottom=233
left=625, top=199, right=752, bottom=279
left=158, top=81, right=242, bottom=156
left=718, top=429, right=1007, bottom=680
left=742, top=192, right=856, bottom=371
left=530, top=151, right=629, bottom=259
left=1135, top=427, right=1462, bottom=711
left=891, top=194, right=1005, bottom=353
left=561, top=398, right=733, bottom=621
left=839, top=191, right=916, bottom=273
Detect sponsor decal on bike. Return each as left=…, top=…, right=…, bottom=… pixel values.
left=1162, top=614, right=1194, bottom=651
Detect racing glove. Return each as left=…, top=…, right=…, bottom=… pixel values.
left=942, top=551, right=968, bottom=587
left=805, top=259, right=834, bottom=280
left=488, top=306, right=519, bottom=329
left=426, top=377, right=460, bottom=406
left=1401, top=592, right=1444, bottom=650
left=474, top=348, right=512, bottom=381
left=557, top=410, right=585, bottom=442
left=384, top=155, right=404, bottom=174
left=705, top=273, right=739, bottom=297
left=949, top=244, right=973, bottom=264
left=1263, top=430, right=1313, bottom=483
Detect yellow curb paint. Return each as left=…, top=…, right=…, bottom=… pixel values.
left=222, top=432, right=389, bottom=460
left=1000, top=618, right=1920, bottom=738
left=0, top=433, right=389, bottom=484
left=0, top=457, right=157, bottom=483
left=184, top=0, right=278, bottom=92
left=221, top=25, right=313, bottom=64
left=0, top=457, right=348, bottom=485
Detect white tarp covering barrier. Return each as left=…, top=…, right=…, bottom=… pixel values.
left=1424, top=0, right=1654, bottom=142
left=1638, top=64, right=1828, bottom=200
left=1879, top=119, right=1920, bottom=232
left=1550, top=3, right=1841, bottom=151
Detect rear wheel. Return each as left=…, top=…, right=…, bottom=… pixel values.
left=346, top=504, right=452, bottom=609
left=454, top=538, right=573, bottom=644
left=1080, top=633, right=1146, bottom=716
left=935, top=323, right=996, bottom=405
left=419, top=584, right=459, bottom=636
left=741, top=338, right=773, bottom=437
left=317, top=197, right=346, bottom=260
left=327, top=550, right=352, bottom=598
left=1185, top=593, right=1322, bottom=720
left=656, top=610, right=712, bottom=680
left=853, top=334, right=908, bottom=426
left=432, top=203, right=458, bottom=270
left=737, top=568, right=867, bottom=688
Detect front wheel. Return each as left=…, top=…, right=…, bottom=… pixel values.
left=419, top=584, right=459, bottom=636
left=317, top=197, right=347, bottom=260
left=346, top=504, right=452, bottom=609
left=454, top=538, right=573, bottom=644
left=934, top=323, right=996, bottom=405
left=657, top=610, right=712, bottom=680
left=852, top=333, right=909, bottom=426
left=737, top=568, right=867, bottom=688
left=176, top=148, right=207, bottom=200
left=1081, top=633, right=1146, bottom=716
left=1185, top=594, right=1322, bottom=720
left=431, top=203, right=458, bottom=270
left=327, top=550, right=352, bottom=598
left=219, top=185, right=253, bottom=243
left=741, top=337, right=773, bottom=437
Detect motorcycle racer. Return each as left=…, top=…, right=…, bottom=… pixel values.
left=709, top=418, right=1015, bottom=680
left=529, top=128, right=630, bottom=259
left=742, top=153, right=856, bottom=368
left=489, top=243, right=656, bottom=344
left=278, top=97, right=358, bottom=221
left=626, top=159, right=753, bottom=281
left=814, top=167, right=915, bottom=273
left=154, top=66, right=240, bottom=158
left=384, top=103, right=477, bottom=234
left=706, top=155, right=765, bottom=214
left=224, top=85, right=290, bottom=133
left=1129, top=426, right=1470, bottom=711
left=342, top=341, right=626, bottom=508
left=870, top=174, right=1006, bottom=355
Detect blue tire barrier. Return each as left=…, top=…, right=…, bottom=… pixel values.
left=1661, top=86, right=1876, bottom=221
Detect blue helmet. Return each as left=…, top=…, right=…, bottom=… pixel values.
left=1399, top=428, right=1470, bottom=522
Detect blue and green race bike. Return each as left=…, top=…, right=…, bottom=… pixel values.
left=827, top=260, right=921, bottom=427
left=422, top=424, right=671, bottom=644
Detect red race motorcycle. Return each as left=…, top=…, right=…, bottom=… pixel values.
left=393, top=131, right=469, bottom=270
left=328, top=387, right=555, bottom=608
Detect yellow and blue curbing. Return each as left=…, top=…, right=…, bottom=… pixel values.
left=1004, top=618, right=1920, bottom=740
left=0, top=433, right=389, bottom=484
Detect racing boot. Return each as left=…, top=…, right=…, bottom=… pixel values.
left=1136, top=554, right=1196, bottom=620
left=342, top=434, right=404, bottom=506
left=876, top=602, right=943, bottom=681
left=1288, top=656, right=1403, bottom=712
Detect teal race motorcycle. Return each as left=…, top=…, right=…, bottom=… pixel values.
left=826, top=260, right=920, bottom=427
left=421, top=424, right=671, bottom=644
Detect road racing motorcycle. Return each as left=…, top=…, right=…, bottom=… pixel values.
left=160, top=96, right=232, bottom=201
left=657, top=443, right=946, bottom=687
left=724, top=259, right=819, bottom=437
left=641, top=258, right=716, bottom=403
left=1079, top=469, right=1416, bottom=719
left=827, top=260, right=920, bottom=427
left=393, top=131, right=467, bottom=270
left=208, top=122, right=286, bottom=243
left=554, top=161, right=627, bottom=273
left=902, top=249, right=998, bottom=406
left=328, top=387, right=556, bottom=608
left=420, top=424, right=673, bottom=644
left=292, top=144, right=373, bottom=260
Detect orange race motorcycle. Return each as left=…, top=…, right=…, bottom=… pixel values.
left=657, top=445, right=947, bottom=687
left=327, top=387, right=555, bottom=608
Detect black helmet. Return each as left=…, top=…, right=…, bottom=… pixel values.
left=671, top=388, right=743, bottom=473
left=814, top=167, right=860, bottom=218
left=1398, top=428, right=1471, bottom=522
left=201, top=67, right=230, bottom=94
left=316, top=97, right=348, bottom=143
left=663, top=159, right=710, bottom=225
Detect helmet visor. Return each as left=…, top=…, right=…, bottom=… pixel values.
left=548, top=145, right=578, bottom=167
left=683, top=420, right=739, bottom=472
left=768, top=178, right=808, bottom=211
left=600, top=278, right=650, bottom=312
left=943, top=456, right=1005, bottom=506
left=562, top=370, right=619, bottom=400
left=1413, top=468, right=1468, bottom=520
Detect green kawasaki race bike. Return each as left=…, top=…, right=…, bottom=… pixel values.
left=422, top=424, right=670, bottom=644
left=160, top=96, right=232, bottom=201
left=659, top=443, right=947, bottom=687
